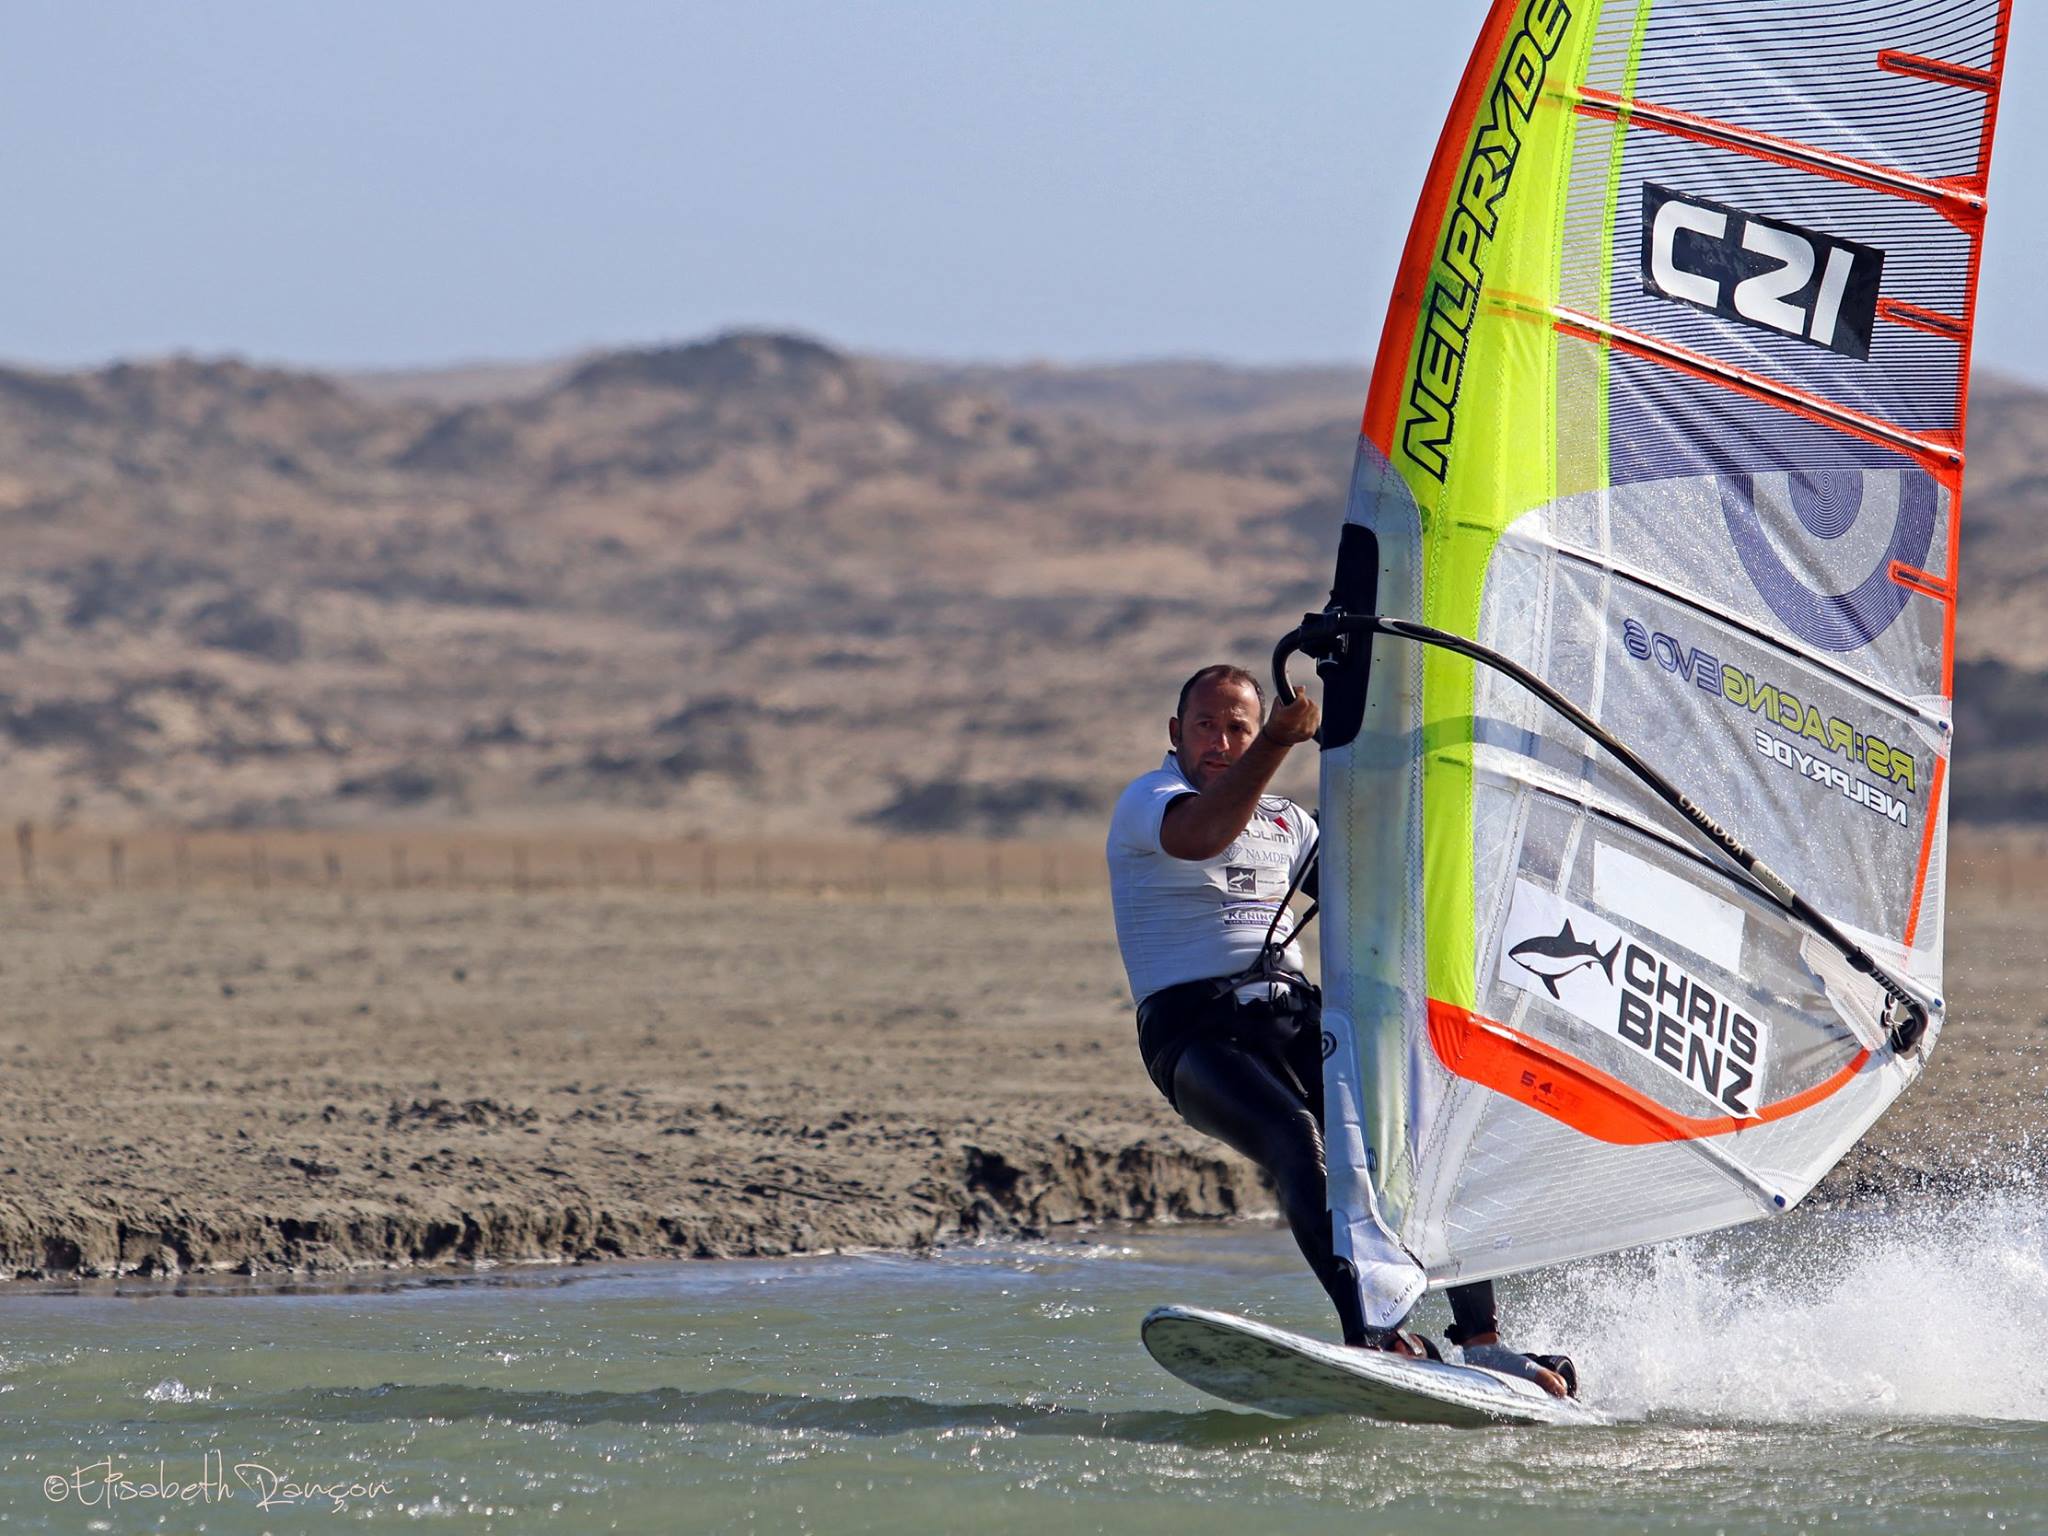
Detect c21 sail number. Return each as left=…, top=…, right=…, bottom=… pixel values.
left=1641, top=184, right=1884, bottom=361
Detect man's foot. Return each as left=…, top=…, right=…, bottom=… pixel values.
left=1459, top=1333, right=1573, bottom=1398
left=1354, top=1326, right=1441, bottom=1361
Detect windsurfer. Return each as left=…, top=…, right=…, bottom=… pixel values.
left=1107, top=664, right=1570, bottom=1397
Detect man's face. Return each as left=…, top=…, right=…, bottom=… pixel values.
left=1170, top=677, right=1262, bottom=790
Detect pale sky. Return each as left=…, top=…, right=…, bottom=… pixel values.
left=2, top=3, right=2041, bottom=379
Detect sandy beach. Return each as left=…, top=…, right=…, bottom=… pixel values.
left=0, top=861, right=2040, bottom=1283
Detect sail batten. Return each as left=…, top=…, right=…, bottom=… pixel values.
left=1545, top=304, right=1965, bottom=464
left=1317, top=0, right=2009, bottom=1323
left=1570, top=89, right=1991, bottom=215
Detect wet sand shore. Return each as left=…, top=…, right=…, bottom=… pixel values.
left=0, top=876, right=2040, bottom=1281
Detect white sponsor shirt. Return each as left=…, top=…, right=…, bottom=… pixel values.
left=1105, top=752, right=1318, bottom=1003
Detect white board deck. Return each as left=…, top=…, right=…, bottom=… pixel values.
left=1141, top=1305, right=1609, bottom=1427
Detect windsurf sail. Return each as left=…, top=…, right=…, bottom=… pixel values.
left=1307, top=0, right=2012, bottom=1324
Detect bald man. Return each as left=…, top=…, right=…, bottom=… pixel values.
left=1105, top=663, right=1570, bottom=1396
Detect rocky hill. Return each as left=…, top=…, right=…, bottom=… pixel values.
left=0, top=332, right=2040, bottom=833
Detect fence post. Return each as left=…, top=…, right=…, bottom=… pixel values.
left=513, top=845, right=530, bottom=895
left=15, top=821, right=32, bottom=889
left=637, top=848, right=653, bottom=885
left=447, top=849, right=464, bottom=886
left=251, top=842, right=270, bottom=891
left=109, top=839, right=125, bottom=890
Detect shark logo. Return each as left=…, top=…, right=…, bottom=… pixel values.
left=1508, top=920, right=1621, bottom=1000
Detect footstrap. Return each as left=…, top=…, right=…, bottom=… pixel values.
left=1528, top=1353, right=1578, bottom=1398
left=1464, top=1341, right=1578, bottom=1398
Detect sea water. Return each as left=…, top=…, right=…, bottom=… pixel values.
left=2, top=1195, right=2045, bottom=1534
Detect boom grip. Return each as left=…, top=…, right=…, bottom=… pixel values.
left=1272, top=635, right=1304, bottom=707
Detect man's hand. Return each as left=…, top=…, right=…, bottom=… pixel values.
left=1262, top=688, right=1320, bottom=746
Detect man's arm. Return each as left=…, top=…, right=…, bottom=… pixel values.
left=1160, top=691, right=1321, bottom=861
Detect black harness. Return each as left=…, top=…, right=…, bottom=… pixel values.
left=1136, top=847, right=1323, bottom=1106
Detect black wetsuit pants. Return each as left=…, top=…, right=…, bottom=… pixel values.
left=1138, top=980, right=1498, bottom=1349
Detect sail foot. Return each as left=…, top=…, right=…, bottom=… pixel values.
left=1331, top=1203, right=1428, bottom=1331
